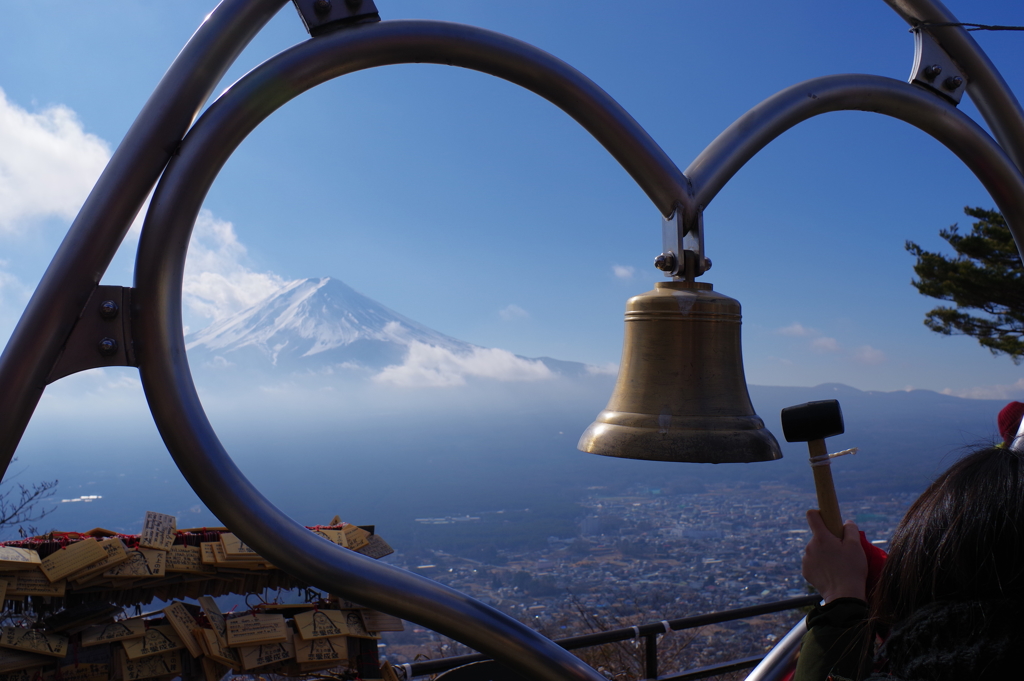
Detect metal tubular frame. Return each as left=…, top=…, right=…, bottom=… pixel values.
left=883, top=0, right=1024, bottom=172
left=134, top=19, right=693, bottom=681
left=0, top=1, right=1022, bottom=680
left=685, top=74, right=1024, bottom=259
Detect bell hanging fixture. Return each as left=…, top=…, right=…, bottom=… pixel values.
left=578, top=277, right=781, bottom=464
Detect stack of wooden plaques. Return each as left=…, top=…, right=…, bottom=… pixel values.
left=0, top=512, right=402, bottom=681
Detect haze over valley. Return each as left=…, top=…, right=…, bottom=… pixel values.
left=20, top=275, right=1003, bottom=540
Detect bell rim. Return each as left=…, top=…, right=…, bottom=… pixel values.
left=578, top=420, right=783, bottom=464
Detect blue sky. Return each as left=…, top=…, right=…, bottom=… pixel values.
left=1, top=1, right=1024, bottom=399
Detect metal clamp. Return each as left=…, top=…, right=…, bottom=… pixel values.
left=658, top=204, right=709, bottom=280
left=910, top=29, right=967, bottom=104
left=291, top=0, right=380, bottom=36
left=47, top=286, right=136, bottom=384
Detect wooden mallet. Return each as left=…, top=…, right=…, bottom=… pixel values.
left=781, top=399, right=846, bottom=538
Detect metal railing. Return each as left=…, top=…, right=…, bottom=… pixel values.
left=399, top=594, right=819, bottom=680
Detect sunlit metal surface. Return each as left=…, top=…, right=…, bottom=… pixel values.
left=131, top=19, right=696, bottom=681
left=685, top=75, right=1024, bottom=259
left=743, top=618, right=809, bottom=681
left=579, top=281, right=781, bottom=463
left=884, top=0, right=1024, bottom=172
left=0, top=1, right=1019, bottom=679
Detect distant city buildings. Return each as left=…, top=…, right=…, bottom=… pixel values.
left=380, top=482, right=912, bottom=673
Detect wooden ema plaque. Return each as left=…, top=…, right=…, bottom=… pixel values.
left=219, top=534, right=260, bottom=560
left=200, top=657, right=229, bottom=681
left=342, top=525, right=370, bottom=551
left=0, top=629, right=68, bottom=658
left=81, top=620, right=145, bottom=647
left=197, top=597, right=228, bottom=649
left=0, top=648, right=50, bottom=673
left=193, top=629, right=238, bottom=668
left=312, top=529, right=348, bottom=548
left=119, top=650, right=181, bottom=681
left=39, top=539, right=107, bottom=583
left=103, top=549, right=165, bottom=578
left=339, top=611, right=377, bottom=639
left=0, top=549, right=40, bottom=572
left=0, top=518, right=394, bottom=678
left=69, top=539, right=130, bottom=584
left=225, top=614, right=287, bottom=647
left=0, top=666, right=45, bottom=681
left=237, top=629, right=296, bottom=671
left=42, top=664, right=108, bottom=681
left=293, top=610, right=346, bottom=640
left=294, top=635, right=347, bottom=665
left=163, top=602, right=203, bottom=658
left=4, top=573, right=64, bottom=597
left=138, top=512, right=176, bottom=552
left=165, top=546, right=213, bottom=575
left=121, top=626, right=184, bottom=660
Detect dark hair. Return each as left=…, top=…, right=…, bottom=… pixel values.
left=871, top=446, right=1024, bottom=631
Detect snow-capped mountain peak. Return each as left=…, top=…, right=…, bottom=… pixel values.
left=184, top=276, right=598, bottom=386
left=186, top=277, right=468, bottom=366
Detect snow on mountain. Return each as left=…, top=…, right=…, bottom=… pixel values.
left=185, top=277, right=593, bottom=385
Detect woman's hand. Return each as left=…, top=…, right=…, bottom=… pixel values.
left=801, top=509, right=868, bottom=603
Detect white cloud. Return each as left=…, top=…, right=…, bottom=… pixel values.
left=853, top=345, right=885, bottom=365
left=811, top=336, right=840, bottom=353
left=0, top=88, right=110, bottom=233
left=373, top=342, right=553, bottom=387
left=499, top=304, right=528, bottom=321
left=612, top=265, right=635, bottom=279
left=777, top=322, right=815, bottom=337
left=183, top=210, right=287, bottom=322
left=0, top=260, right=29, bottom=308
left=942, top=378, right=1024, bottom=400
left=585, top=362, right=619, bottom=375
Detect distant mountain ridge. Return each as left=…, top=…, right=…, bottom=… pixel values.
left=185, top=277, right=593, bottom=377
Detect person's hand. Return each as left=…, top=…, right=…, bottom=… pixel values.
left=801, top=509, right=868, bottom=603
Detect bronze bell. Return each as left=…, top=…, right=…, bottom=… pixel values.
left=578, top=280, right=782, bottom=463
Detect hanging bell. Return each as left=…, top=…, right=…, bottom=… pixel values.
left=578, top=281, right=781, bottom=463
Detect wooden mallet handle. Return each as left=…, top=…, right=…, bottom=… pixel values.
left=808, top=439, right=843, bottom=538
left=781, top=399, right=847, bottom=539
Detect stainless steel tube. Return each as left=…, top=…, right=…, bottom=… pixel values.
left=883, top=0, right=1024, bottom=173
left=0, top=0, right=289, bottom=478
left=686, top=74, right=1024, bottom=261
left=743, top=618, right=807, bottom=681
left=134, top=19, right=692, bottom=681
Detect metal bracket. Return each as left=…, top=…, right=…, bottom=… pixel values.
left=657, top=204, right=709, bottom=280
left=47, top=286, right=137, bottom=384
left=291, top=0, right=380, bottom=37
left=910, top=29, right=967, bottom=105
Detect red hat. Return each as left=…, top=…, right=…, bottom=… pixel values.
left=998, top=401, right=1024, bottom=447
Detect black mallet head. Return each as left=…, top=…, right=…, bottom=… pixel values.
left=781, top=399, right=844, bottom=443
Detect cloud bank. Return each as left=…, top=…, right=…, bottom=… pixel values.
left=183, top=211, right=288, bottom=323
left=0, top=88, right=110, bottom=233
left=612, top=265, right=635, bottom=279
left=942, top=378, right=1024, bottom=401
left=776, top=322, right=885, bottom=365
left=499, top=304, right=528, bottom=321
left=374, top=342, right=553, bottom=387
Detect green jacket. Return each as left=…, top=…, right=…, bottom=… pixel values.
left=792, top=598, right=872, bottom=681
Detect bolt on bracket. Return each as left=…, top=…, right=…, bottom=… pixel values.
left=291, top=0, right=380, bottom=37
left=910, top=29, right=967, bottom=105
left=660, top=204, right=708, bottom=280
left=47, top=285, right=137, bottom=384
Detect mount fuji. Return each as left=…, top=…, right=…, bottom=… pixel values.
left=184, top=277, right=595, bottom=385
